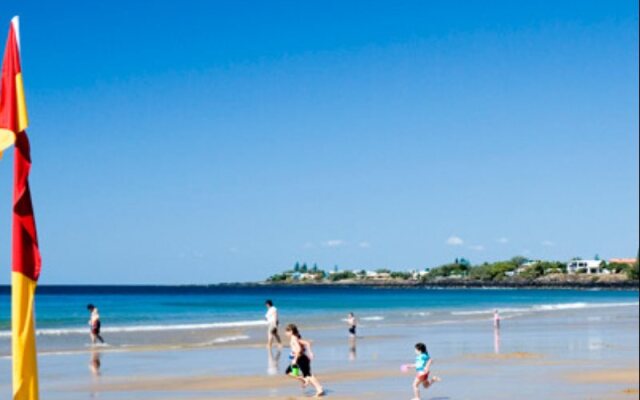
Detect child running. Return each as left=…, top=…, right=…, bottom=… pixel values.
left=403, top=342, right=440, bottom=400
left=87, top=304, right=105, bottom=345
left=284, top=324, right=325, bottom=397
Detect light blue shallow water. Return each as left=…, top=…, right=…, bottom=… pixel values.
left=0, top=286, right=637, bottom=354
left=1, top=285, right=637, bottom=329
left=0, top=285, right=638, bottom=400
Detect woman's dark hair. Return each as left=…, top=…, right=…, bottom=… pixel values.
left=265, top=300, right=273, bottom=307
left=415, top=343, right=427, bottom=354
left=87, top=304, right=95, bottom=311
left=286, top=323, right=301, bottom=338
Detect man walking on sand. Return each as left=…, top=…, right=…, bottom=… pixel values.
left=265, top=300, right=282, bottom=349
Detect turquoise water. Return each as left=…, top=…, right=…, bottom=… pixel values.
left=1, top=285, right=637, bottom=329
left=0, top=286, right=637, bottom=354
left=0, top=285, right=638, bottom=399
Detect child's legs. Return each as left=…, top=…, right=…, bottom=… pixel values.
left=285, top=365, right=306, bottom=384
left=412, top=378, right=421, bottom=398
left=307, top=375, right=323, bottom=392
left=287, top=373, right=306, bottom=384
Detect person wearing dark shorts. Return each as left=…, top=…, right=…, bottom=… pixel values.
left=285, top=352, right=312, bottom=378
left=87, top=304, right=105, bottom=345
left=285, top=324, right=325, bottom=397
left=347, top=312, right=357, bottom=338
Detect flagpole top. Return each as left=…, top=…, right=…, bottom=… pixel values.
left=11, top=16, right=20, bottom=50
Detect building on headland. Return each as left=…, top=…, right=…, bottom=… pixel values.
left=567, top=259, right=607, bottom=275
left=412, top=268, right=431, bottom=279
left=369, top=271, right=391, bottom=280
left=608, top=258, right=637, bottom=267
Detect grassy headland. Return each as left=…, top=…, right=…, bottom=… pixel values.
left=266, top=257, right=640, bottom=288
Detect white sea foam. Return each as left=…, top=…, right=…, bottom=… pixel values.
left=403, top=311, right=432, bottom=317
left=361, top=316, right=385, bottom=321
left=0, top=320, right=267, bottom=338
left=451, top=302, right=639, bottom=316
left=210, top=335, right=250, bottom=344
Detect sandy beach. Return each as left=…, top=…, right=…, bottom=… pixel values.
left=1, top=295, right=637, bottom=399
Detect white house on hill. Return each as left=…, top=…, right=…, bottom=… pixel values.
left=567, top=259, right=606, bottom=274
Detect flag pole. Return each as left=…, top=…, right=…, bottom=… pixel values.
left=1, top=15, right=42, bottom=400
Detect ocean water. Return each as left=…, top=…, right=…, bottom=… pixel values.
left=0, top=285, right=637, bottom=355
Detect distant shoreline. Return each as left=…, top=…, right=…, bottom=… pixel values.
left=0, top=280, right=637, bottom=294
left=260, top=279, right=640, bottom=290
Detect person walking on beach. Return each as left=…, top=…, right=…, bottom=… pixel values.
left=265, top=300, right=282, bottom=349
left=493, top=309, right=501, bottom=329
left=402, top=342, right=440, bottom=400
left=87, top=304, right=105, bottom=345
left=285, top=324, right=325, bottom=397
left=347, top=312, right=357, bottom=338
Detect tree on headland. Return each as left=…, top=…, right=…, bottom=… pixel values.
left=268, top=253, right=638, bottom=284
left=328, top=270, right=357, bottom=282
left=510, top=256, right=528, bottom=267
left=630, top=249, right=640, bottom=281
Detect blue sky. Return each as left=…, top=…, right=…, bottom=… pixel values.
left=0, top=1, right=638, bottom=284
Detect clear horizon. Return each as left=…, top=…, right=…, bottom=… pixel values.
left=0, top=1, right=638, bottom=284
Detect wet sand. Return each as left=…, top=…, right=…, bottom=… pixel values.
left=1, top=301, right=638, bottom=399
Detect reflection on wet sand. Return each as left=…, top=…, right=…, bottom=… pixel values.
left=89, top=350, right=102, bottom=398
left=89, top=351, right=101, bottom=377
left=267, top=348, right=281, bottom=376
left=349, top=337, right=357, bottom=361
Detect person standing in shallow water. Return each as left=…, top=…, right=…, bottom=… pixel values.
left=347, top=312, right=357, bottom=338
left=494, top=309, right=501, bottom=329
left=265, top=300, right=282, bottom=349
left=87, top=304, right=104, bottom=345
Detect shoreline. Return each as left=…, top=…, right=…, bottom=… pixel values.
left=259, top=279, right=640, bottom=290
left=1, top=280, right=638, bottom=293
left=3, top=303, right=636, bottom=400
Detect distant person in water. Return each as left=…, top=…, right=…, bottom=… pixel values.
left=402, top=342, right=440, bottom=400
left=265, top=300, right=282, bottom=349
left=494, top=309, right=501, bottom=329
left=87, top=304, right=104, bottom=344
left=284, top=324, right=325, bottom=397
left=347, top=312, right=357, bottom=338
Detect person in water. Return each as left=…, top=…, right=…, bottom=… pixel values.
left=403, top=342, right=440, bottom=400
left=265, top=300, right=282, bottom=349
left=494, top=309, right=501, bottom=329
left=347, top=312, right=357, bottom=338
left=285, top=324, right=325, bottom=397
left=87, top=304, right=104, bottom=345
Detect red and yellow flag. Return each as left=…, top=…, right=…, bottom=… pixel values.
left=0, top=16, right=42, bottom=400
